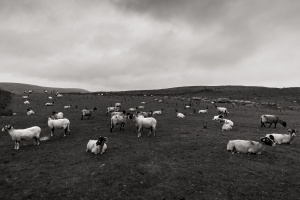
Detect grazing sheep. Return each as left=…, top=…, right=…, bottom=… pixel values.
left=175, top=109, right=185, bottom=118
left=214, top=104, right=228, bottom=116
left=261, top=115, right=287, bottom=128
left=227, top=137, right=275, bottom=154
left=86, top=136, right=108, bottom=155
left=212, top=114, right=224, bottom=120
left=110, top=114, right=128, bottom=132
left=131, top=114, right=157, bottom=137
left=52, top=111, right=64, bottom=119
left=48, top=117, right=70, bottom=137
left=152, top=109, right=164, bottom=115
left=45, top=101, right=54, bottom=106
left=27, top=108, right=35, bottom=115
left=2, top=125, right=41, bottom=150
left=81, top=107, right=97, bottom=120
left=28, top=90, right=33, bottom=94
left=24, top=100, right=30, bottom=104
left=198, top=106, right=208, bottom=113
left=106, top=107, right=119, bottom=115
left=266, top=129, right=297, bottom=144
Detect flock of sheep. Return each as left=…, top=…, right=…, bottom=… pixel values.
left=1, top=91, right=297, bottom=156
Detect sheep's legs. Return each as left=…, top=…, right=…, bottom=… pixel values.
left=50, top=128, right=54, bottom=137
left=14, top=141, right=17, bottom=149
left=268, top=123, right=273, bottom=128
left=64, top=128, right=68, bottom=137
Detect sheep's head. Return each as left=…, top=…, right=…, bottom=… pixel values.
left=93, top=107, right=97, bottom=111
left=2, top=125, right=12, bottom=131
left=96, top=136, right=108, bottom=146
left=288, top=129, right=297, bottom=137
left=261, top=136, right=276, bottom=146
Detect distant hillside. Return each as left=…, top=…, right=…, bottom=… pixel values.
left=0, top=82, right=90, bottom=94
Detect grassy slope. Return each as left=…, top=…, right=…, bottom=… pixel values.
left=0, top=82, right=90, bottom=94
left=0, top=91, right=300, bottom=199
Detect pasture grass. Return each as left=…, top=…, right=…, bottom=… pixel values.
left=0, top=92, right=300, bottom=199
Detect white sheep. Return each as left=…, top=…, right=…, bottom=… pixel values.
left=141, top=102, right=146, bottom=104
left=106, top=107, right=119, bottom=115
left=111, top=110, right=126, bottom=117
left=56, top=93, right=63, bottom=98
left=152, top=109, right=164, bottom=115
left=22, top=95, right=29, bottom=99
left=24, top=100, right=30, bottom=104
left=44, top=90, right=48, bottom=94
left=64, top=105, right=71, bottom=109
left=266, top=129, right=297, bottom=144
left=131, top=114, right=157, bottom=137
left=198, top=106, right=208, bottom=113
left=52, top=111, right=64, bottom=119
left=86, top=136, right=108, bottom=155
left=115, top=102, right=122, bottom=107
left=27, top=108, right=35, bottom=115
left=110, top=114, right=128, bottom=132
left=222, top=124, right=233, bottom=131
left=212, top=114, right=223, bottom=120
left=138, top=105, right=145, bottom=109
left=48, top=96, right=53, bottom=99
left=81, top=107, right=97, bottom=120
left=45, top=101, right=54, bottom=106
left=139, top=111, right=153, bottom=117
left=175, top=109, right=185, bottom=118
left=261, top=115, right=287, bottom=128
left=227, top=137, right=275, bottom=154
left=48, top=117, right=70, bottom=137
left=129, top=107, right=138, bottom=112
left=2, top=125, right=41, bottom=150
left=214, top=104, right=228, bottom=116
left=218, top=119, right=234, bottom=127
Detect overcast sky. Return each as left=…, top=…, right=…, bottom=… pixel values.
left=1, top=0, right=299, bottom=91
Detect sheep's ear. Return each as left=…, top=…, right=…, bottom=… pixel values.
left=268, top=135, right=275, bottom=140
left=260, top=137, right=266, bottom=142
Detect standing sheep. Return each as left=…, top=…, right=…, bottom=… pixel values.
left=81, top=107, right=97, bottom=120
left=130, top=114, right=157, bottom=137
left=214, top=104, right=228, bottom=116
left=261, top=115, right=287, bottom=128
left=48, top=117, right=70, bottom=137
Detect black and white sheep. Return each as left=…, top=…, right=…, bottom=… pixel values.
left=81, top=107, right=97, bottom=120
left=227, top=137, right=275, bottom=154
left=214, top=104, right=228, bottom=116
left=175, top=109, right=185, bottom=118
left=198, top=106, right=208, bottom=113
left=86, top=136, right=108, bottom=155
left=27, top=108, right=35, bottom=115
left=52, top=111, right=64, bottom=119
left=265, top=129, right=297, bottom=144
left=130, top=114, right=157, bottom=137
left=110, top=114, right=129, bottom=132
left=260, top=115, right=287, bottom=128
left=2, top=125, right=41, bottom=150
left=48, top=117, right=70, bottom=137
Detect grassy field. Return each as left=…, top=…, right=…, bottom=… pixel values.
left=1, top=90, right=300, bottom=199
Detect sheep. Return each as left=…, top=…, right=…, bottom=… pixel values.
left=265, top=129, right=297, bottom=144
left=27, top=108, right=35, bottom=115
left=110, top=114, right=129, bottom=132
left=212, top=114, right=223, bottom=120
left=141, top=102, right=146, bottom=104
left=222, top=124, right=233, bottom=131
left=129, top=107, right=138, bottom=112
left=115, top=102, right=122, bottom=107
left=28, top=90, right=33, bottom=94
left=227, top=137, right=275, bottom=154
left=218, top=119, right=234, bottom=127
left=48, top=96, right=53, bottom=99
left=175, top=109, right=185, bottom=118
left=158, top=100, right=163, bottom=103
left=130, top=114, right=157, bottom=137
left=56, top=93, right=63, bottom=98
left=138, top=105, right=145, bottom=109
left=22, top=95, right=29, bottom=99
left=261, top=115, right=287, bottom=128
left=81, top=107, right=97, bottom=120
left=64, top=105, right=71, bottom=109
left=44, top=90, right=48, bottom=94
left=198, top=106, right=209, bottom=113
left=152, top=109, right=164, bottom=115
left=106, top=107, right=119, bottom=115
left=214, top=104, right=228, bottom=116
left=110, top=110, right=127, bottom=117
left=47, top=117, right=70, bottom=137
left=52, top=111, right=64, bottom=119
left=2, top=125, right=41, bottom=150
left=86, top=136, right=108, bottom=155
left=185, top=105, right=191, bottom=109
left=139, top=111, right=153, bottom=117
left=24, top=100, right=30, bottom=104
left=45, top=101, right=54, bottom=106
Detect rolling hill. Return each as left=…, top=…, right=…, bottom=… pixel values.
left=0, top=82, right=90, bottom=94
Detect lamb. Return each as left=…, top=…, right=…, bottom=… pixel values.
left=81, top=107, right=97, bottom=120
left=175, top=109, right=185, bottom=118
left=130, top=114, right=157, bottom=137
left=24, top=100, right=30, bottom=104
left=48, top=117, right=70, bottom=137
left=198, top=106, right=208, bottom=113
left=110, top=114, right=128, bottom=132
left=52, top=111, right=64, bottom=119
left=27, top=108, right=35, bottom=115
left=2, top=125, right=41, bottom=150
left=227, top=137, right=275, bottom=154
left=152, top=109, right=164, bottom=115
left=265, top=129, right=297, bottom=144
left=86, top=136, right=108, bottom=155
left=214, top=104, right=228, bottom=116
left=45, top=101, right=54, bottom=106
left=261, top=115, right=287, bottom=128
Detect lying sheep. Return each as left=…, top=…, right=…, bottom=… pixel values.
left=52, top=111, right=64, bottom=119
left=129, top=107, right=138, bottom=112
left=138, top=105, right=145, bottom=109
left=64, top=105, right=71, bottom=109
left=110, top=114, right=129, bottom=132
left=45, top=101, right=54, bottom=106
left=222, top=124, right=233, bottom=131
left=111, top=110, right=126, bottom=117
left=152, top=109, right=164, bottom=115
left=81, top=107, right=97, bottom=120
left=175, top=109, right=185, bottom=118
left=266, top=129, right=297, bottom=144
left=198, top=106, right=208, bottom=113
left=212, top=114, right=223, bottom=120
left=261, top=115, right=287, bottom=128
left=227, top=137, right=275, bottom=154
left=214, top=104, right=228, bottom=116
left=48, top=117, right=70, bottom=137
left=27, top=108, right=35, bottom=115
left=219, top=119, right=234, bottom=127
left=86, top=136, right=108, bottom=155
left=22, top=95, right=29, bottom=99
left=2, top=125, right=41, bottom=150
left=131, top=114, right=157, bottom=137
left=24, top=100, right=30, bottom=104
